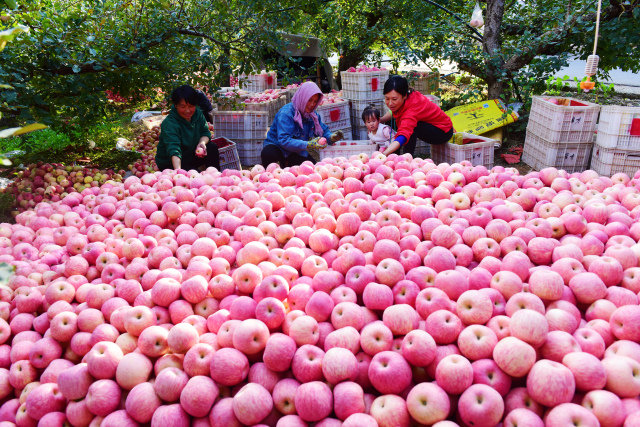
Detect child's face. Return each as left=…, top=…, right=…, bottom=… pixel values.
left=365, top=116, right=380, bottom=133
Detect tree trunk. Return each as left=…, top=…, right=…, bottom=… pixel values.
left=487, top=79, right=505, bottom=100
left=483, top=0, right=507, bottom=100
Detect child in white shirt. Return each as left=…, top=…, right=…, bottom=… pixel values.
left=362, top=105, right=394, bottom=150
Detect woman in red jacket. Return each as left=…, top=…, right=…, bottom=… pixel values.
left=381, top=75, right=453, bottom=156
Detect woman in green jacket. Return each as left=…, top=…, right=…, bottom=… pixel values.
left=155, top=85, right=220, bottom=171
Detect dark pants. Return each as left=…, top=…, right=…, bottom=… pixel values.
left=159, top=141, right=220, bottom=171
left=402, top=122, right=454, bottom=155
left=261, top=145, right=315, bottom=168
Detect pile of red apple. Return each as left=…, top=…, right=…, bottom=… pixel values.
left=4, top=163, right=124, bottom=211
left=128, top=154, right=159, bottom=179
left=2, top=152, right=640, bottom=427
left=346, top=66, right=387, bottom=73
left=243, top=90, right=287, bottom=105
left=123, top=127, right=161, bottom=156
left=318, top=91, right=346, bottom=106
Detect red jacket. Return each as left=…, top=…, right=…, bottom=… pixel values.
left=393, top=91, right=453, bottom=140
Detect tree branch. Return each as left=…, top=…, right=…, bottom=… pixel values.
left=419, top=0, right=484, bottom=42
left=176, top=28, right=244, bottom=52
left=35, top=33, right=174, bottom=75
left=503, top=2, right=638, bottom=72
left=502, top=2, right=638, bottom=37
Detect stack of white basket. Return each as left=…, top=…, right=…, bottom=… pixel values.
left=341, top=69, right=390, bottom=141
left=315, top=95, right=353, bottom=140
left=522, top=96, right=600, bottom=173
left=590, top=106, right=640, bottom=177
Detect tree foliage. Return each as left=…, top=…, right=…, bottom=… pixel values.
left=0, top=0, right=638, bottom=130
left=0, top=0, right=302, bottom=127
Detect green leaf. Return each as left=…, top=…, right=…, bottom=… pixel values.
left=0, top=123, right=48, bottom=138
left=0, top=84, right=12, bottom=89
left=0, top=25, right=29, bottom=51
left=72, top=64, right=81, bottom=73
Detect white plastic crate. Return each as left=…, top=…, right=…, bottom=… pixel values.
left=212, top=111, right=269, bottom=141
left=212, top=137, right=241, bottom=171
left=234, top=138, right=263, bottom=166
left=243, top=95, right=286, bottom=124
left=591, top=142, right=640, bottom=177
left=528, top=96, right=600, bottom=138
left=319, top=140, right=378, bottom=160
left=431, top=133, right=496, bottom=167
left=350, top=126, right=369, bottom=141
left=316, top=100, right=351, bottom=131
left=349, top=99, right=386, bottom=130
left=521, top=130, right=592, bottom=173
left=285, top=85, right=300, bottom=102
left=596, top=105, right=640, bottom=149
left=527, top=116, right=595, bottom=143
left=425, top=94, right=441, bottom=107
left=341, top=69, right=389, bottom=102
left=234, top=72, right=277, bottom=92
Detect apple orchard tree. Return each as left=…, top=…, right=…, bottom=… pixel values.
left=300, top=0, right=640, bottom=100
left=1, top=0, right=639, bottom=129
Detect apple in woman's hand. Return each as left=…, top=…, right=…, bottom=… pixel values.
left=196, top=146, right=206, bottom=157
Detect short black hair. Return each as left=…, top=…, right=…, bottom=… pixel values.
left=383, top=75, right=411, bottom=96
left=362, top=105, right=381, bottom=123
left=171, top=85, right=199, bottom=106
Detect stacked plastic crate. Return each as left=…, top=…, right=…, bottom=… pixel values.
left=341, top=69, right=390, bottom=140
left=232, top=71, right=278, bottom=93
left=212, top=87, right=287, bottom=167
left=315, top=92, right=352, bottom=140
left=590, top=106, right=640, bottom=177
left=522, top=96, right=600, bottom=172
left=211, top=110, right=269, bottom=166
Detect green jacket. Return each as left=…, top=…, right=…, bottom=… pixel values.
left=155, top=106, right=211, bottom=169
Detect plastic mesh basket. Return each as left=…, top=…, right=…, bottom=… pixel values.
left=212, top=111, right=269, bottom=141
left=596, top=105, right=640, bottom=149
left=431, top=133, right=496, bottom=167
left=528, top=96, right=600, bottom=138
left=319, top=140, right=378, bottom=160
left=591, top=141, right=640, bottom=177
left=316, top=100, right=351, bottom=131
left=521, top=130, right=592, bottom=173
left=341, top=70, right=389, bottom=102
left=212, top=137, right=241, bottom=171
left=407, top=71, right=440, bottom=95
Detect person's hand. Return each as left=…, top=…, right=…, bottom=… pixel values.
left=308, top=137, right=328, bottom=149
left=195, top=142, right=207, bottom=157
left=329, top=130, right=344, bottom=145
